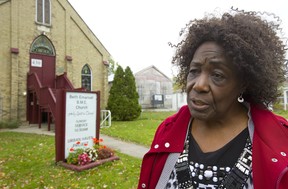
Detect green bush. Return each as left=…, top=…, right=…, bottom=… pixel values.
left=107, top=66, right=141, bottom=121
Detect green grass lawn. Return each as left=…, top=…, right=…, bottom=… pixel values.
left=0, top=111, right=176, bottom=188
left=0, top=132, right=141, bottom=189
left=1, top=109, right=287, bottom=188
left=0, top=111, right=176, bottom=189
left=274, top=109, right=288, bottom=118
left=101, top=111, right=176, bottom=147
left=101, top=109, right=288, bottom=147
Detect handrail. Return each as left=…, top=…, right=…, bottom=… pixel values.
left=100, top=110, right=111, bottom=128
left=56, top=72, right=74, bottom=90
left=39, top=87, right=56, bottom=119
left=27, top=72, right=56, bottom=119
left=28, top=72, right=84, bottom=124
left=27, top=72, right=43, bottom=98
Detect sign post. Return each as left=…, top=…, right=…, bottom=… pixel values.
left=55, top=90, right=100, bottom=162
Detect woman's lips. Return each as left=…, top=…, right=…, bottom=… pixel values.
left=190, top=99, right=210, bottom=111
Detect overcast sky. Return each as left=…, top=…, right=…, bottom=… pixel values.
left=68, top=0, right=288, bottom=78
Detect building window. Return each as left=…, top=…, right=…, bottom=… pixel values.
left=36, top=0, right=51, bottom=25
left=30, top=35, right=55, bottom=55
left=81, top=64, right=92, bottom=91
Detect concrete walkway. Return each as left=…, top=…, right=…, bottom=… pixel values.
left=0, top=124, right=149, bottom=159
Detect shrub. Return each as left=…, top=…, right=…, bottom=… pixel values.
left=97, top=147, right=115, bottom=160
left=107, top=66, right=141, bottom=121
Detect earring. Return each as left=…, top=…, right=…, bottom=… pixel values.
left=238, top=93, right=244, bottom=103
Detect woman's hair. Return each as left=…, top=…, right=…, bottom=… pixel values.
left=171, top=7, right=287, bottom=106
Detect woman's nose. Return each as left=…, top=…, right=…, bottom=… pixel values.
left=192, top=73, right=210, bottom=93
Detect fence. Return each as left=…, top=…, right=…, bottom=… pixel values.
left=100, top=110, right=111, bottom=128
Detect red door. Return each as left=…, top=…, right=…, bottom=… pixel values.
left=29, top=53, right=56, bottom=88
left=27, top=53, right=55, bottom=124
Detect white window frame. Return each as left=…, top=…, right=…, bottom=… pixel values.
left=35, top=0, right=51, bottom=26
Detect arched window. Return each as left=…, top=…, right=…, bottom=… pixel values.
left=81, top=64, right=92, bottom=91
left=36, top=0, right=51, bottom=25
left=30, top=35, right=55, bottom=55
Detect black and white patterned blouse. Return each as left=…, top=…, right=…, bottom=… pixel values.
left=165, top=127, right=253, bottom=189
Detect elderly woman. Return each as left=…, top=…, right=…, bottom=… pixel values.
left=138, top=8, right=288, bottom=189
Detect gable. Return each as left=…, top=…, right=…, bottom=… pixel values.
left=135, top=65, right=172, bottom=82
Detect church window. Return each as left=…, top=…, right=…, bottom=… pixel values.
left=36, top=0, right=51, bottom=25
left=30, top=35, right=55, bottom=55
left=81, top=65, right=92, bottom=91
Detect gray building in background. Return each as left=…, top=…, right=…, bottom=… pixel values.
left=134, top=65, right=173, bottom=109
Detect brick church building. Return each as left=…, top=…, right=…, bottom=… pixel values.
left=0, top=0, right=111, bottom=124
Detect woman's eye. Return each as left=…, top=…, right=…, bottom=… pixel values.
left=212, top=72, right=225, bottom=81
left=213, top=73, right=222, bottom=78
left=189, top=69, right=199, bottom=75
left=187, top=69, right=199, bottom=79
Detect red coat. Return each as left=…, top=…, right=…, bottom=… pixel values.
left=138, top=105, right=288, bottom=189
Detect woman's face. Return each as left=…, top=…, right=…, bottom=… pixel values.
left=186, top=41, right=243, bottom=121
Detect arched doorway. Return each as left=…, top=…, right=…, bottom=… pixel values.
left=29, top=34, right=56, bottom=87
left=27, top=34, right=56, bottom=124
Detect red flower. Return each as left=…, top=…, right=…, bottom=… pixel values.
left=93, top=138, right=103, bottom=144
left=84, top=143, right=88, bottom=146
left=99, top=145, right=107, bottom=150
left=70, top=148, right=74, bottom=152
left=76, top=141, right=80, bottom=145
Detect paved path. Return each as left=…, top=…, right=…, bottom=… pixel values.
left=0, top=124, right=149, bottom=159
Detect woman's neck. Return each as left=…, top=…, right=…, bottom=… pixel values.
left=191, top=105, right=248, bottom=153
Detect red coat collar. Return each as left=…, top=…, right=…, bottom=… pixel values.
left=251, top=105, right=288, bottom=189
left=148, top=105, right=191, bottom=153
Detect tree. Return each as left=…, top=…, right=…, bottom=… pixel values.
left=107, top=66, right=141, bottom=121
left=107, top=58, right=118, bottom=76
left=107, top=66, right=125, bottom=121
left=172, top=76, right=182, bottom=92
left=123, top=66, right=141, bottom=120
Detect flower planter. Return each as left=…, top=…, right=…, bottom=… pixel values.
left=59, top=156, right=120, bottom=172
